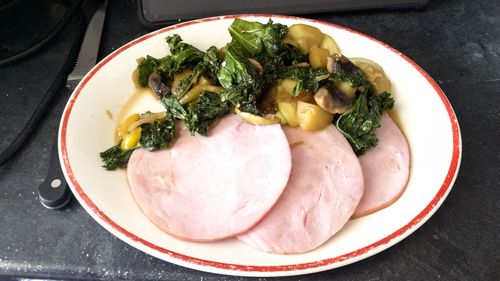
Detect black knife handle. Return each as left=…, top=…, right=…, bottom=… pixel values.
left=38, top=137, right=71, bottom=209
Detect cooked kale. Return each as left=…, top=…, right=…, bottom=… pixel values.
left=99, top=145, right=135, bottom=170
left=218, top=19, right=304, bottom=115
left=334, top=67, right=372, bottom=90
left=99, top=113, right=177, bottom=170
left=201, top=46, right=222, bottom=81
left=136, top=35, right=205, bottom=87
left=162, top=92, right=229, bottom=136
left=335, top=92, right=394, bottom=155
left=186, top=92, right=231, bottom=136
left=283, top=64, right=330, bottom=96
left=228, top=18, right=288, bottom=56
left=218, top=44, right=262, bottom=114
left=175, top=46, right=221, bottom=99
left=137, top=56, right=160, bottom=87
left=161, top=95, right=188, bottom=120
left=105, top=19, right=398, bottom=171
left=140, top=114, right=176, bottom=151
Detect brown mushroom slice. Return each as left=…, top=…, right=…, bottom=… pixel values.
left=326, top=54, right=359, bottom=74
left=148, top=72, right=171, bottom=98
left=314, top=86, right=352, bottom=114
left=248, top=58, right=264, bottom=76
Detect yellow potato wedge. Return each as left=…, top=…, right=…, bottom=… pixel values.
left=320, top=34, right=341, bottom=54
left=297, top=101, right=334, bottom=131
left=284, top=24, right=324, bottom=54
left=278, top=101, right=299, bottom=127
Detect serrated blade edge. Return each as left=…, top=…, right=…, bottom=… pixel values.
left=67, top=0, right=108, bottom=83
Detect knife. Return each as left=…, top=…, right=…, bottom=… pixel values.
left=67, top=0, right=109, bottom=90
left=38, top=0, right=109, bottom=209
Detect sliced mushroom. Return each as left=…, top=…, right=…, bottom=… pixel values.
left=248, top=58, right=264, bottom=76
left=326, top=54, right=359, bottom=74
left=148, top=72, right=171, bottom=98
left=314, top=86, right=352, bottom=114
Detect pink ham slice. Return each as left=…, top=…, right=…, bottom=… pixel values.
left=352, top=112, right=410, bottom=218
left=238, top=125, right=364, bottom=254
left=126, top=114, right=292, bottom=242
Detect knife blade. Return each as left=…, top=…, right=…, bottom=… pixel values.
left=66, top=0, right=109, bottom=90
left=38, top=0, right=108, bottom=209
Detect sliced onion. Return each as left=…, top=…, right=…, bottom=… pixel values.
left=128, top=112, right=167, bottom=132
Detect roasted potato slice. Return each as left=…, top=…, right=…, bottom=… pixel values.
left=297, top=101, right=334, bottom=131
left=350, top=57, right=392, bottom=94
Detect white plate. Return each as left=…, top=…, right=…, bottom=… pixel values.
left=59, top=15, right=462, bottom=277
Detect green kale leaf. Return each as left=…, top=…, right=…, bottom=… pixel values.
left=186, top=92, right=231, bottom=136
left=99, top=112, right=177, bottom=170
left=137, top=55, right=160, bottom=87
left=99, top=145, right=135, bottom=170
left=228, top=18, right=288, bottom=56
left=219, top=19, right=296, bottom=115
left=161, top=95, right=188, bottom=120
left=335, top=92, right=395, bottom=155
left=140, top=114, right=176, bottom=151
left=174, top=46, right=220, bottom=99
left=164, top=34, right=205, bottom=73
left=283, top=64, right=330, bottom=96
left=136, top=35, right=205, bottom=87
left=161, top=92, right=229, bottom=136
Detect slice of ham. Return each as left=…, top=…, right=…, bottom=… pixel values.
left=127, top=114, right=292, bottom=242
left=352, top=112, right=410, bottom=218
left=238, top=125, right=364, bottom=254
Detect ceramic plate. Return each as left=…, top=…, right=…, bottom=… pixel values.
left=59, top=15, right=461, bottom=277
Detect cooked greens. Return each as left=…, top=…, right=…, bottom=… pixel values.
left=174, top=46, right=220, bottom=99
left=283, top=64, right=330, bottom=97
left=336, top=92, right=394, bottom=155
left=100, top=145, right=135, bottom=170
left=101, top=18, right=397, bottom=170
left=321, top=54, right=395, bottom=154
left=219, top=19, right=304, bottom=114
left=186, top=92, right=231, bottom=136
left=161, top=95, right=188, bottom=120
left=140, top=114, right=176, bottom=151
left=137, top=35, right=205, bottom=87
left=99, top=113, right=177, bottom=170
left=161, top=92, right=229, bottom=136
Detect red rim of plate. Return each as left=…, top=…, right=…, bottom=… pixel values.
left=60, top=14, right=461, bottom=274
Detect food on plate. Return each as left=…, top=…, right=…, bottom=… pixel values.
left=283, top=24, right=340, bottom=54
left=98, top=18, right=409, bottom=253
left=352, top=112, right=410, bottom=218
left=237, top=124, right=364, bottom=254
left=296, top=101, right=334, bottom=131
left=127, top=114, right=292, bottom=241
left=350, top=57, right=392, bottom=95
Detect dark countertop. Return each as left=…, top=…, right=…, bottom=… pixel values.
left=0, top=0, right=499, bottom=280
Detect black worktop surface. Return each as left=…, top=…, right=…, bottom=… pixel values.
left=1, top=0, right=499, bottom=280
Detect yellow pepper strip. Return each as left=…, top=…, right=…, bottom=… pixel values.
left=117, top=113, right=140, bottom=140
left=120, top=127, right=142, bottom=151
